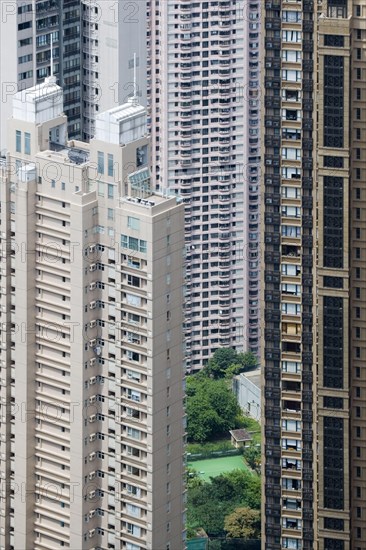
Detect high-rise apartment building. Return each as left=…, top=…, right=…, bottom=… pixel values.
left=147, top=0, right=261, bottom=369
left=0, top=0, right=82, bottom=149
left=262, top=0, right=366, bottom=548
left=0, top=76, right=186, bottom=549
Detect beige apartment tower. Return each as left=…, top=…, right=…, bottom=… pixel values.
left=262, top=0, right=366, bottom=549
left=0, top=77, right=186, bottom=549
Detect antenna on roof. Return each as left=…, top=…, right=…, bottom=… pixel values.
left=50, top=33, right=53, bottom=77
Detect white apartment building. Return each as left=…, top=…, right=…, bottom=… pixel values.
left=81, top=0, right=148, bottom=141
left=0, top=76, right=186, bottom=549
left=147, top=0, right=261, bottom=369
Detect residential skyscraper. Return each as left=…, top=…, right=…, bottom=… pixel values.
left=0, top=76, right=186, bottom=549
left=147, top=0, right=261, bottom=370
left=262, top=0, right=366, bottom=548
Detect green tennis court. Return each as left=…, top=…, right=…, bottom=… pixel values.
left=188, top=455, right=249, bottom=481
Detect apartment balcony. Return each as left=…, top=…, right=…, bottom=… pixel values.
left=83, top=28, right=98, bottom=40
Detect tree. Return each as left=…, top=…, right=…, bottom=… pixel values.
left=223, top=469, right=261, bottom=509
left=186, top=376, right=241, bottom=442
left=225, top=352, right=258, bottom=378
left=243, top=443, right=261, bottom=473
left=205, top=348, right=239, bottom=379
left=186, top=467, right=204, bottom=490
left=186, top=394, right=221, bottom=442
left=187, top=483, right=231, bottom=537
left=224, top=507, right=261, bottom=539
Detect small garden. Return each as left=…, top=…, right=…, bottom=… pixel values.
left=186, top=349, right=261, bottom=544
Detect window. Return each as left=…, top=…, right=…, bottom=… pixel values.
left=18, top=21, right=32, bottom=30
left=127, top=388, right=141, bottom=402
left=126, top=369, right=140, bottom=381
left=282, top=419, right=301, bottom=432
left=324, top=35, right=345, bottom=48
left=282, top=50, right=301, bottom=63
left=121, top=235, right=147, bottom=253
left=127, top=217, right=140, bottom=231
left=127, top=523, right=141, bottom=537
left=281, top=284, right=300, bottom=296
left=107, top=184, right=114, bottom=199
left=324, top=55, right=344, bottom=148
left=282, top=361, right=300, bottom=373
left=282, top=186, right=300, bottom=199
left=282, top=30, right=301, bottom=43
left=282, top=10, right=302, bottom=22
left=24, top=132, right=31, bottom=155
left=126, top=484, right=140, bottom=497
left=97, top=151, right=104, bottom=174
left=16, top=130, right=21, bottom=153
left=282, top=537, right=302, bottom=550
left=282, top=206, right=301, bottom=218
left=108, top=154, right=114, bottom=177
left=282, top=70, right=301, bottom=82
left=126, top=503, right=140, bottom=518
left=125, top=293, right=141, bottom=307
left=281, top=226, right=301, bottom=238
left=127, top=427, right=141, bottom=440
left=282, top=303, right=301, bottom=315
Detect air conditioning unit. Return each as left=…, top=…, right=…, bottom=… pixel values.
left=89, top=509, right=96, bottom=518
left=89, top=301, right=96, bottom=309
left=89, top=282, right=96, bottom=291
left=88, top=528, right=95, bottom=537
left=89, top=263, right=96, bottom=272
left=89, top=433, right=96, bottom=441
left=89, top=320, right=96, bottom=328
left=89, top=395, right=96, bottom=404
left=89, top=244, right=96, bottom=253
left=89, top=376, right=96, bottom=385
left=89, top=358, right=96, bottom=367
left=89, top=471, right=96, bottom=481
left=89, top=339, right=96, bottom=347
left=89, top=452, right=96, bottom=461
left=88, top=491, right=96, bottom=500
left=89, top=414, right=96, bottom=423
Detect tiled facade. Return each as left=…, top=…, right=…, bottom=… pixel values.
left=0, top=78, right=186, bottom=550
left=147, top=0, right=261, bottom=369
left=262, top=0, right=366, bottom=548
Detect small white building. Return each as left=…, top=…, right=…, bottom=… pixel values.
left=232, top=369, right=261, bottom=422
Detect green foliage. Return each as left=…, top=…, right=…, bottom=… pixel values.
left=224, top=507, right=261, bottom=539
left=243, top=443, right=261, bottom=473
left=186, top=376, right=241, bottom=442
left=203, top=349, right=258, bottom=380
left=186, top=467, right=204, bottom=490
left=187, top=469, right=261, bottom=538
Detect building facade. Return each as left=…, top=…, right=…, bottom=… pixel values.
left=147, top=0, right=261, bottom=370
left=0, top=0, right=82, bottom=150
left=262, top=0, right=366, bottom=548
left=0, top=77, right=186, bottom=549
left=80, top=0, right=148, bottom=141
